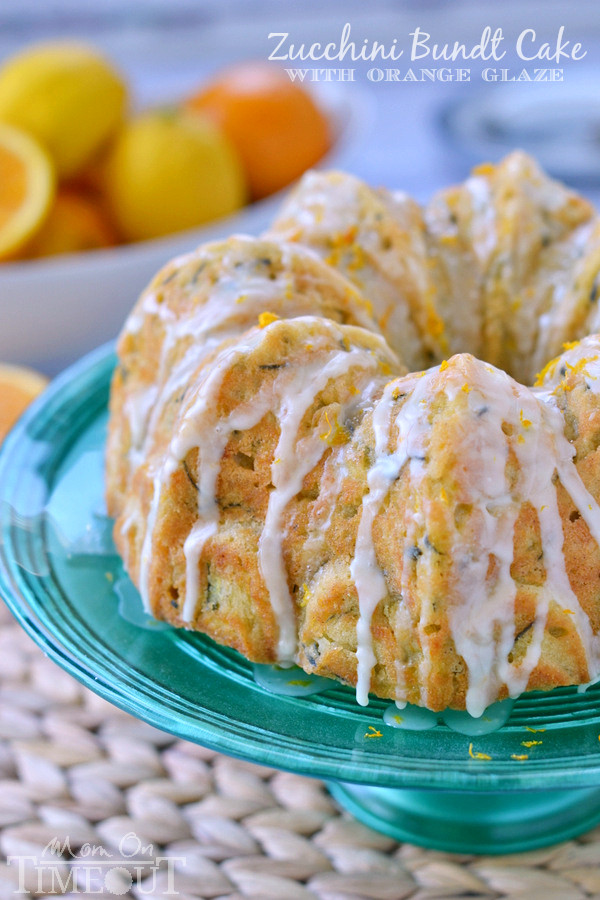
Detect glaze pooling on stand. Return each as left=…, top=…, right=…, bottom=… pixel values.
left=252, top=663, right=332, bottom=697
left=252, top=664, right=513, bottom=734
left=252, top=660, right=512, bottom=736
left=441, top=698, right=514, bottom=736
left=383, top=698, right=514, bottom=735
left=383, top=703, right=438, bottom=732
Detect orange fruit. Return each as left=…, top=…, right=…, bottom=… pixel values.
left=0, top=363, right=48, bottom=442
left=185, top=62, right=331, bottom=200
left=0, top=122, right=55, bottom=260
left=23, top=189, right=116, bottom=257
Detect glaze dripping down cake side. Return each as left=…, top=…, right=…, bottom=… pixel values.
left=106, top=152, right=600, bottom=716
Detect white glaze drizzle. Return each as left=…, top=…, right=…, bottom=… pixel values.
left=138, top=336, right=264, bottom=611
left=351, top=372, right=433, bottom=706
left=119, top=237, right=376, bottom=500
left=465, top=175, right=497, bottom=266
left=123, top=236, right=378, bottom=612
left=116, top=195, right=600, bottom=714
left=302, top=448, right=347, bottom=561
left=352, top=353, right=600, bottom=715
left=536, top=334, right=600, bottom=396
left=122, top=239, right=292, bottom=471
left=443, top=360, right=600, bottom=715
left=259, top=348, right=384, bottom=660
left=138, top=472, right=164, bottom=612
left=301, top=375, right=383, bottom=565
left=352, top=382, right=402, bottom=706
left=118, top=240, right=295, bottom=553
left=139, top=315, right=393, bottom=662
left=269, top=171, right=425, bottom=368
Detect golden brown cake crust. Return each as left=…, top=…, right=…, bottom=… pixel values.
left=106, top=235, right=382, bottom=521
left=107, top=155, right=600, bottom=715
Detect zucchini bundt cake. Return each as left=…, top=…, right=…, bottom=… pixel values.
left=106, top=151, right=600, bottom=717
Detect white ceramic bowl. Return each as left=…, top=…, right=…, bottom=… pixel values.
left=0, top=82, right=367, bottom=374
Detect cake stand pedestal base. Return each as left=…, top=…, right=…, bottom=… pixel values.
left=328, top=782, right=600, bottom=854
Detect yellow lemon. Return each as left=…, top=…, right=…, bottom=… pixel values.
left=0, top=122, right=55, bottom=260
left=0, top=363, right=48, bottom=442
left=102, top=108, right=247, bottom=242
left=0, top=41, right=127, bottom=179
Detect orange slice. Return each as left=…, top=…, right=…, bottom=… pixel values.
left=0, top=123, right=55, bottom=260
left=0, top=363, right=48, bottom=442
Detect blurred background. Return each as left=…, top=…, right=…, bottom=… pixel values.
left=1, top=0, right=600, bottom=374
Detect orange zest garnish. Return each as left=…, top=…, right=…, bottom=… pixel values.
left=534, top=357, right=559, bottom=387
left=320, top=409, right=348, bottom=446
left=472, top=162, right=495, bottom=176
left=365, top=725, right=383, bottom=739
left=298, top=583, right=311, bottom=608
left=258, top=311, right=279, bottom=328
left=468, top=743, right=491, bottom=760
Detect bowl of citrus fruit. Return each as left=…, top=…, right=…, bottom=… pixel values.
left=0, top=41, right=359, bottom=373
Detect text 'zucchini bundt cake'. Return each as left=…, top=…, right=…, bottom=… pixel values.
left=106, top=151, right=600, bottom=717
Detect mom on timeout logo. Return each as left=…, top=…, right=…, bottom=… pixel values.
left=268, top=21, right=588, bottom=82
left=7, top=831, right=184, bottom=895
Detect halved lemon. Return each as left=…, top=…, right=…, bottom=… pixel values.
left=0, top=123, right=55, bottom=260
left=0, top=363, right=48, bottom=442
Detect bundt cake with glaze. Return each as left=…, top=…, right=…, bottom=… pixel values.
left=106, top=152, right=600, bottom=717
left=268, top=152, right=600, bottom=384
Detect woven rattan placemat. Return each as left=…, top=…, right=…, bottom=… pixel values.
left=1, top=601, right=599, bottom=900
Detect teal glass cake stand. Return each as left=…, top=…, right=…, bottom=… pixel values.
left=2, top=342, right=600, bottom=855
